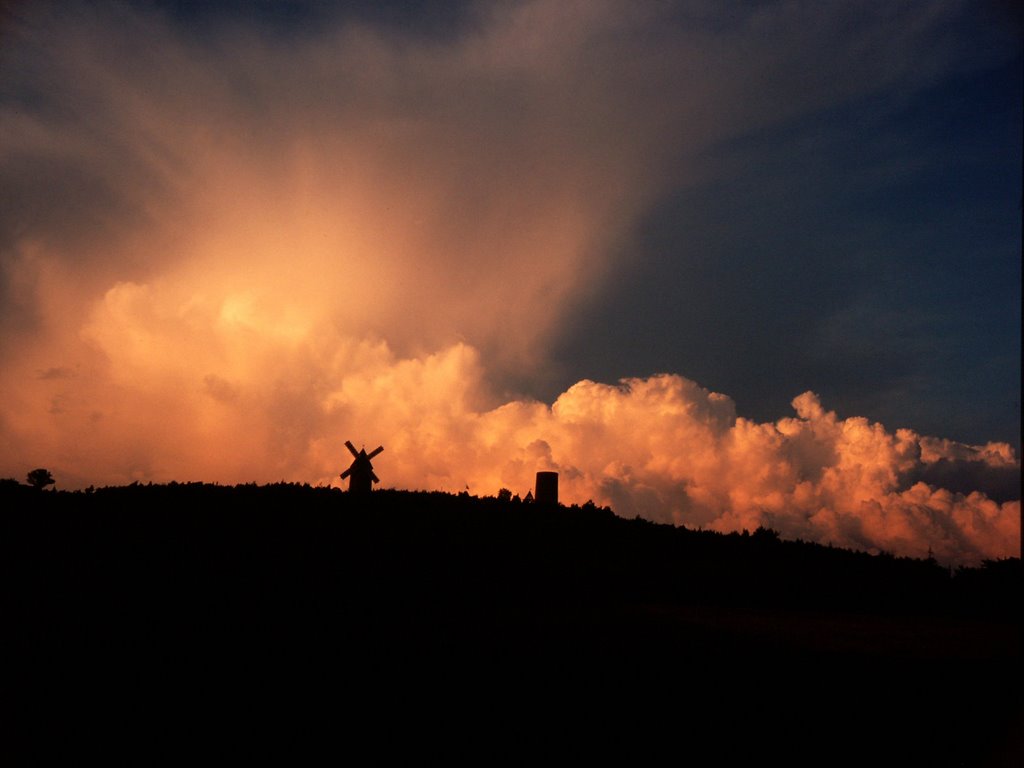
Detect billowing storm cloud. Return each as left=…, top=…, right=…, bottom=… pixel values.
left=1, top=1, right=1018, bottom=564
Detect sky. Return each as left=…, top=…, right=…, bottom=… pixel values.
left=1, top=0, right=1020, bottom=564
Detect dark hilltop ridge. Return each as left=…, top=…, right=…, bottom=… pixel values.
left=5, top=480, right=1021, bottom=765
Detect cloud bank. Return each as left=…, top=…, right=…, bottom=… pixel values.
left=1, top=1, right=1018, bottom=564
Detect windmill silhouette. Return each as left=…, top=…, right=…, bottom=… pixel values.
left=340, top=440, right=383, bottom=494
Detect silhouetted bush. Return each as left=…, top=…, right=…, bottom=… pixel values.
left=26, top=468, right=55, bottom=490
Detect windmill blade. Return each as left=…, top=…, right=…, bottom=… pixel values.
left=367, top=446, right=384, bottom=460
left=370, top=471, right=379, bottom=484
left=340, top=467, right=352, bottom=480
left=345, top=440, right=359, bottom=458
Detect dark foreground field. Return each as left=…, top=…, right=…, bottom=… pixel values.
left=5, top=482, right=1021, bottom=765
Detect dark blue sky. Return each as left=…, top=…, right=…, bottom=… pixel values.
left=552, top=49, right=1021, bottom=449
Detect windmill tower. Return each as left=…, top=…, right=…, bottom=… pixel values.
left=340, top=441, right=383, bottom=494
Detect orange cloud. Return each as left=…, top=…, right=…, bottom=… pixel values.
left=2, top=272, right=1020, bottom=564
left=1, top=2, right=1018, bottom=565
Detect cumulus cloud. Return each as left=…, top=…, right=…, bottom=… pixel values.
left=476, top=377, right=1017, bottom=565
left=1, top=1, right=1018, bottom=565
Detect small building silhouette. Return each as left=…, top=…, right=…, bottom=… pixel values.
left=535, top=471, right=558, bottom=507
left=340, top=440, right=383, bottom=494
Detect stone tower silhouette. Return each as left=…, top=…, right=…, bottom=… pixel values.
left=535, top=471, right=558, bottom=507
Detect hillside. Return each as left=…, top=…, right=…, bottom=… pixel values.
left=5, top=482, right=1021, bottom=764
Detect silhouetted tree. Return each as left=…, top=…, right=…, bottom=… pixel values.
left=26, top=468, right=55, bottom=490
left=497, top=488, right=512, bottom=502
left=752, top=526, right=780, bottom=543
